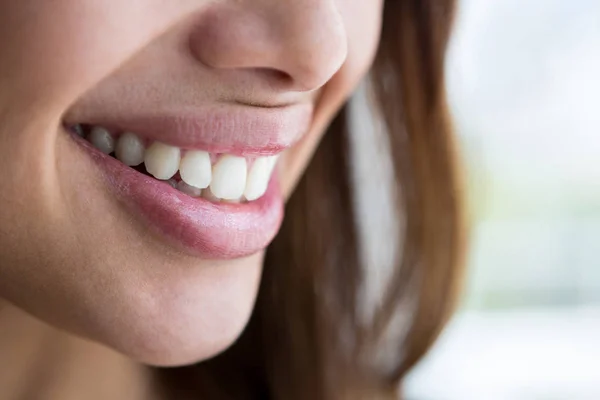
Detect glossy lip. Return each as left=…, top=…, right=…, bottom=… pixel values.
left=72, top=133, right=284, bottom=260
left=64, top=103, right=313, bottom=156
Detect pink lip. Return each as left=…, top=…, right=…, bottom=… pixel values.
left=72, top=103, right=313, bottom=156
left=75, top=135, right=284, bottom=259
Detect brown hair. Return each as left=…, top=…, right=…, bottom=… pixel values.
left=157, top=0, right=466, bottom=398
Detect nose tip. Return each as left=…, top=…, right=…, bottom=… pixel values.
left=283, top=17, right=348, bottom=91
left=189, top=1, right=348, bottom=92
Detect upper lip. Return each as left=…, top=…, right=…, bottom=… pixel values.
left=64, top=102, right=313, bottom=156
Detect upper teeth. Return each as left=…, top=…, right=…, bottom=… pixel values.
left=244, top=155, right=278, bottom=201
left=88, top=126, right=115, bottom=155
left=82, top=126, right=278, bottom=202
left=115, top=132, right=145, bottom=166
left=210, top=155, right=248, bottom=200
left=144, top=142, right=181, bottom=181
left=179, top=150, right=212, bottom=189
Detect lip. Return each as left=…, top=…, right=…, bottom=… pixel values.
left=65, top=103, right=313, bottom=156
left=72, top=133, right=284, bottom=259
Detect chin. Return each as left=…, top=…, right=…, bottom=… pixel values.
left=60, top=248, right=266, bottom=368
left=97, top=261, right=261, bottom=367
left=111, top=307, right=251, bottom=368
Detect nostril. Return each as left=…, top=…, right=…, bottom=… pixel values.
left=252, top=67, right=294, bottom=88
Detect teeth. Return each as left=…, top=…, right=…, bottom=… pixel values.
left=210, top=155, right=247, bottom=200
left=115, top=132, right=145, bottom=166
left=179, top=151, right=212, bottom=189
left=244, top=156, right=278, bottom=201
left=176, top=181, right=202, bottom=197
left=88, top=127, right=115, bottom=154
left=81, top=126, right=280, bottom=202
left=73, top=125, right=85, bottom=137
left=144, top=142, right=181, bottom=180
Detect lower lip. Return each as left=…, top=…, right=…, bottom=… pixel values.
left=73, top=135, right=284, bottom=259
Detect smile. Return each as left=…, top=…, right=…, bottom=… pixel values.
left=73, top=124, right=279, bottom=202
left=64, top=104, right=312, bottom=259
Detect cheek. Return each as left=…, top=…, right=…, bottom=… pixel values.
left=0, top=1, right=181, bottom=109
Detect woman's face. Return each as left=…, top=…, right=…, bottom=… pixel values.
left=0, top=0, right=383, bottom=365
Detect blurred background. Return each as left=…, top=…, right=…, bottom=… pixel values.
left=403, top=0, right=600, bottom=398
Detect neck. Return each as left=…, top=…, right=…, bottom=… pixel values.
left=0, top=300, right=155, bottom=400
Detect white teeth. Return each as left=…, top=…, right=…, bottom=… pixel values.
left=115, top=132, right=145, bottom=166
left=244, top=156, right=278, bottom=201
left=176, top=181, right=202, bottom=197
left=144, top=142, right=181, bottom=180
left=88, top=127, right=115, bottom=154
left=210, top=155, right=247, bottom=200
left=179, top=151, right=212, bottom=189
left=82, top=125, right=278, bottom=202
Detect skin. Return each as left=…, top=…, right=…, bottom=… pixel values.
left=0, top=0, right=382, bottom=396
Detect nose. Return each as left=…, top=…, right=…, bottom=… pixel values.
left=189, top=0, right=348, bottom=92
